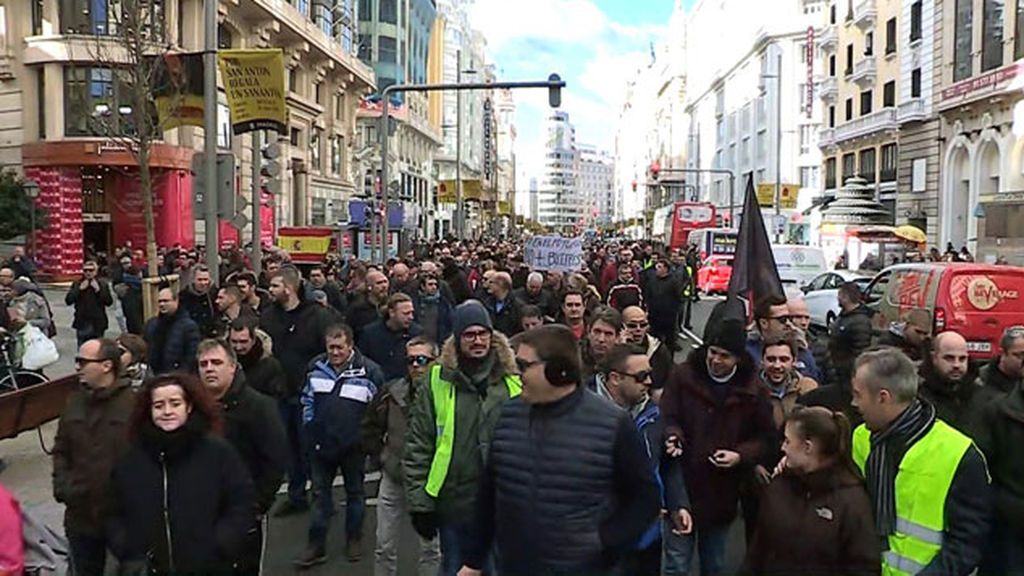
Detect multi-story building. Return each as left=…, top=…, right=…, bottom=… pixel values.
left=686, top=0, right=826, bottom=242
left=493, top=87, right=516, bottom=234
left=356, top=0, right=440, bottom=240
left=539, top=111, right=580, bottom=231
left=818, top=0, right=901, bottom=227
left=5, top=0, right=372, bottom=278
left=936, top=0, right=1024, bottom=262
left=578, top=145, right=616, bottom=227
left=649, top=7, right=689, bottom=213
left=614, top=62, right=659, bottom=223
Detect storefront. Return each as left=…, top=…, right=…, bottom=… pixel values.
left=22, top=141, right=194, bottom=280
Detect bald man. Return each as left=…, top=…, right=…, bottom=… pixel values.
left=919, top=331, right=995, bottom=438
left=483, top=271, right=523, bottom=336
left=877, top=308, right=932, bottom=363
left=622, top=306, right=674, bottom=391
left=513, top=272, right=557, bottom=319
left=347, top=270, right=390, bottom=340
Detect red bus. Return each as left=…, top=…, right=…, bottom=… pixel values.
left=655, top=202, right=717, bottom=249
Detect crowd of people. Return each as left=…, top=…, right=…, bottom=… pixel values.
left=0, top=236, right=1021, bottom=576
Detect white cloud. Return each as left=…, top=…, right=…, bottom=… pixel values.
left=470, top=0, right=610, bottom=50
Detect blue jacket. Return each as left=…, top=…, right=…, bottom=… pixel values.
left=634, top=399, right=688, bottom=550
left=357, top=319, right=423, bottom=382
left=301, top=350, right=385, bottom=461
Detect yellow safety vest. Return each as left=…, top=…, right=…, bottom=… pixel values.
left=852, top=421, right=972, bottom=576
left=424, top=365, right=522, bottom=498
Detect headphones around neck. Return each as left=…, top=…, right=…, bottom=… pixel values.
left=544, top=356, right=580, bottom=387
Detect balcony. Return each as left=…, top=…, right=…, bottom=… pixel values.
left=819, top=76, right=838, bottom=102
left=853, top=0, right=877, bottom=29
left=848, top=57, right=876, bottom=87
left=818, top=25, right=837, bottom=52
left=819, top=127, right=836, bottom=149
left=834, top=107, right=898, bottom=143
left=896, top=97, right=927, bottom=123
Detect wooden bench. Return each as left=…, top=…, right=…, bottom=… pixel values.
left=0, top=375, right=77, bottom=440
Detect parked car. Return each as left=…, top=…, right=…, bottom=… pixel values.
left=863, top=262, right=1024, bottom=359
left=772, top=245, right=828, bottom=288
left=801, top=270, right=874, bottom=329
left=697, top=256, right=732, bottom=295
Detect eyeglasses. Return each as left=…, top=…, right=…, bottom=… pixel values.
left=75, top=356, right=106, bottom=366
left=461, top=329, right=491, bottom=342
left=768, top=315, right=793, bottom=323
left=407, top=355, right=435, bottom=367
left=615, top=369, right=653, bottom=383
left=625, top=321, right=649, bottom=330
left=515, top=357, right=542, bottom=372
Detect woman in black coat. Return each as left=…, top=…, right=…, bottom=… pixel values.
left=108, top=373, right=256, bottom=575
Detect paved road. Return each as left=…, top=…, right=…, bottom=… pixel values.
left=1, top=291, right=746, bottom=575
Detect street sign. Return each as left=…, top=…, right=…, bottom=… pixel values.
left=773, top=214, right=788, bottom=236
left=193, top=152, right=237, bottom=219
left=756, top=183, right=798, bottom=209
left=229, top=212, right=250, bottom=231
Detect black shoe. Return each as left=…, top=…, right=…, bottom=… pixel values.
left=273, top=499, right=309, bottom=517
left=346, top=537, right=362, bottom=562
left=293, top=544, right=327, bottom=568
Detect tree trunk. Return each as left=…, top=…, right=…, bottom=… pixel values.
left=138, top=144, right=159, bottom=277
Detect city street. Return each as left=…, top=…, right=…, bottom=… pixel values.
left=0, top=290, right=745, bottom=575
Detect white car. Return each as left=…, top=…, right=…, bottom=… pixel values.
left=800, top=270, right=874, bottom=330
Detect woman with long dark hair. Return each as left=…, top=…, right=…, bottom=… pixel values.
left=741, top=406, right=880, bottom=576
left=108, top=373, right=256, bottom=575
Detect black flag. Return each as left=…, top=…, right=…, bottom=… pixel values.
left=724, top=176, right=785, bottom=321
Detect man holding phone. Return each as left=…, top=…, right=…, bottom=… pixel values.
left=660, top=313, right=775, bottom=576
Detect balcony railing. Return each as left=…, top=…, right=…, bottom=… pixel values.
left=819, top=127, right=836, bottom=148
left=834, top=107, right=898, bottom=143
left=819, top=76, right=838, bottom=102
left=853, top=0, right=876, bottom=29
left=819, top=25, right=837, bottom=52
left=896, top=97, right=927, bottom=123
left=848, top=57, right=876, bottom=87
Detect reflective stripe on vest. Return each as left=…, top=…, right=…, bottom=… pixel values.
left=852, top=421, right=972, bottom=576
left=424, top=365, right=522, bottom=498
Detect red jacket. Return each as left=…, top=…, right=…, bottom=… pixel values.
left=660, top=348, right=775, bottom=530
left=0, top=483, right=23, bottom=576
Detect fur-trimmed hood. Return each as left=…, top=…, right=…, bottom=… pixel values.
left=437, top=330, right=518, bottom=384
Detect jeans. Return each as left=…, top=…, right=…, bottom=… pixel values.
left=67, top=530, right=107, bottom=576
left=75, top=323, right=103, bottom=347
left=665, top=524, right=729, bottom=576
left=374, top=471, right=440, bottom=576
left=662, top=517, right=691, bottom=576
left=308, top=447, right=366, bottom=548
left=439, top=521, right=494, bottom=576
left=278, top=398, right=309, bottom=506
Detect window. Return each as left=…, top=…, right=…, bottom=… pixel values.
left=911, top=68, right=922, bottom=97
left=800, top=166, right=820, bottom=189
left=984, top=204, right=1024, bottom=238
left=861, top=90, right=873, bottom=115
left=883, top=81, right=896, bottom=107
left=32, top=0, right=45, bottom=35
left=64, top=67, right=139, bottom=137
left=829, top=54, right=837, bottom=77
left=860, top=148, right=877, bottom=183
left=846, top=0, right=854, bottom=21
left=331, top=135, right=342, bottom=175
left=800, top=125, right=814, bottom=154
left=865, top=31, right=874, bottom=56
left=880, top=143, right=898, bottom=181
left=1017, top=0, right=1024, bottom=59
left=288, top=68, right=298, bottom=93
left=886, top=17, right=897, bottom=53
left=982, top=0, right=1005, bottom=72
left=359, top=0, right=371, bottom=22
left=38, top=70, right=45, bottom=139
left=379, top=36, right=397, bottom=64
left=845, top=97, right=854, bottom=121
left=59, top=0, right=165, bottom=40
left=910, top=1, right=923, bottom=41
left=842, top=153, right=856, bottom=183
left=955, top=0, right=974, bottom=81
left=290, top=127, right=301, bottom=147
left=825, top=157, right=837, bottom=188
left=912, top=158, right=927, bottom=192
left=846, top=44, right=854, bottom=75
left=829, top=105, right=836, bottom=127
left=309, top=128, right=320, bottom=170
left=380, top=0, right=397, bottom=24
left=830, top=2, right=837, bottom=24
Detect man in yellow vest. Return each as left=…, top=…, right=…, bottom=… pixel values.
left=850, top=347, right=991, bottom=576
left=403, top=300, right=520, bottom=576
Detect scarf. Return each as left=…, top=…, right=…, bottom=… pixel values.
left=864, top=398, right=936, bottom=538
left=759, top=369, right=800, bottom=399
left=461, top=351, right=497, bottom=393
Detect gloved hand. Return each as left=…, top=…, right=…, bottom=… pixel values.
left=411, top=511, right=438, bottom=540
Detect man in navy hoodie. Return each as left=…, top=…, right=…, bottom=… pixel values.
left=296, top=323, right=385, bottom=567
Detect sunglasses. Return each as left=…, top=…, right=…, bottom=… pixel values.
left=407, top=355, right=435, bottom=367
left=75, top=356, right=107, bottom=366
left=768, top=315, right=793, bottom=323
left=615, top=369, right=653, bottom=383
left=625, top=321, right=649, bottom=330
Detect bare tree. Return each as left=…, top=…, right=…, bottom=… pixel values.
left=72, top=0, right=192, bottom=276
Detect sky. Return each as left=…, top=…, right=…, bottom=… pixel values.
left=469, top=0, right=693, bottom=205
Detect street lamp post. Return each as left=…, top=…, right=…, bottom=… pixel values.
left=23, top=179, right=39, bottom=259
left=379, top=73, right=564, bottom=264
left=760, top=49, right=784, bottom=242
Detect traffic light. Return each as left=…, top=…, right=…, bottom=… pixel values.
left=261, top=141, right=282, bottom=195
left=548, top=73, right=562, bottom=108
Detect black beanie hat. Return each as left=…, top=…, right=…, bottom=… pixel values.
left=705, top=317, right=747, bottom=357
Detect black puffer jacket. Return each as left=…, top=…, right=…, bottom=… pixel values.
left=259, top=299, right=331, bottom=397
left=219, top=372, right=287, bottom=514
left=178, top=286, right=218, bottom=338
left=827, top=305, right=874, bottom=386
left=108, top=417, right=256, bottom=575
left=144, top=308, right=200, bottom=374
left=976, top=383, right=1024, bottom=539
left=237, top=336, right=287, bottom=399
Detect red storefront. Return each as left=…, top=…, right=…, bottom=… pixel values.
left=22, top=141, right=196, bottom=281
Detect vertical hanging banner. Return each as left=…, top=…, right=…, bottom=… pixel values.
left=148, top=52, right=206, bottom=129
left=217, top=49, right=287, bottom=134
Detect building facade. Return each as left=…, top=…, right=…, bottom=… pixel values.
left=937, top=0, right=1024, bottom=263
left=687, top=0, right=826, bottom=241
left=5, top=0, right=373, bottom=278
left=493, top=87, right=516, bottom=235
left=578, top=145, right=616, bottom=227
left=539, top=111, right=580, bottom=231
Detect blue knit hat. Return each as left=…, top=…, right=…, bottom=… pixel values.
left=452, top=300, right=493, bottom=338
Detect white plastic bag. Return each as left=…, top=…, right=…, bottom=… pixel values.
left=21, top=325, right=59, bottom=370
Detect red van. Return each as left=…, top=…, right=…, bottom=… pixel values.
left=863, top=263, right=1024, bottom=359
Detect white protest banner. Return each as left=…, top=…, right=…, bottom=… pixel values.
left=524, top=236, right=583, bottom=272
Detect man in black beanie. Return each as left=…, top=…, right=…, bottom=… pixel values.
left=403, top=299, right=520, bottom=575
left=659, top=314, right=774, bottom=575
